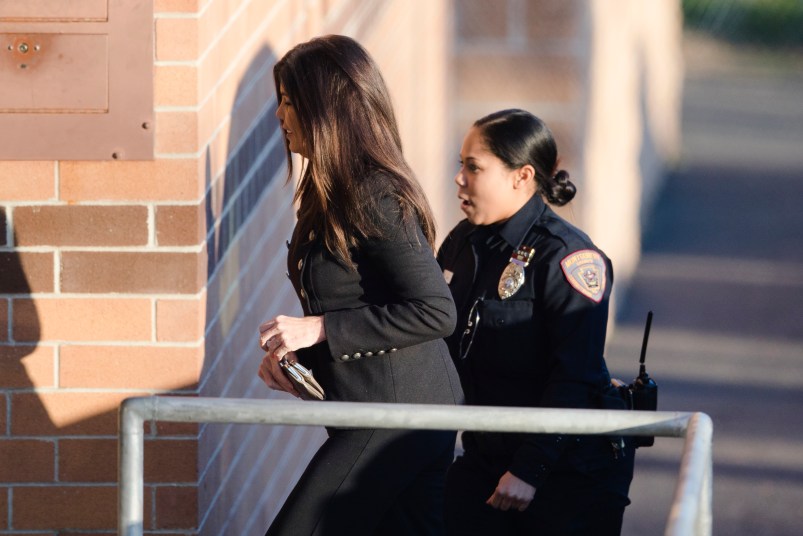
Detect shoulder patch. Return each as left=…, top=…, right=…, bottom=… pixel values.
left=560, top=249, right=607, bottom=303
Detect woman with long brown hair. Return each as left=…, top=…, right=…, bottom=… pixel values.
left=257, top=35, right=463, bottom=535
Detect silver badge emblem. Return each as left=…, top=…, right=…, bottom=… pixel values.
left=498, top=246, right=535, bottom=299
left=498, top=262, right=525, bottom=299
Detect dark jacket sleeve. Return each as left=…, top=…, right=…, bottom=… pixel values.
left=508, top=250, right=613, bottom=487
left=323, top=198, right=457, bottom=361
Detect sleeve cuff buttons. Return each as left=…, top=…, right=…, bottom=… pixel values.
left=337, top=348, right=397, bottom=362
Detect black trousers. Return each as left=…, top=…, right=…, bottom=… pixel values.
left=444, top=437, right=635, bottom=536
left=266, top=428, right=456, bottom=536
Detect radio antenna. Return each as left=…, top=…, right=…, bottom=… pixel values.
left=638, top=310, right=653, bottom=375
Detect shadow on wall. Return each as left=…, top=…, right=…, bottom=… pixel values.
left=201, top=43, right=289, bottom=395
left=0, top=208, right=60, bottom=521
left=0, top=208, right=43, bottom=387
left=198, top=44, right=326, bottom=535
left=205, top=44, right=285, bottom=279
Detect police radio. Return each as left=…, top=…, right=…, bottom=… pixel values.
left=629, top=310, right=658, bottom=446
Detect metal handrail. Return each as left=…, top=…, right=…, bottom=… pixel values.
left=119, top=397, right=713, bottom=535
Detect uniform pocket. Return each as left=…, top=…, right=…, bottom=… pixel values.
left=476, top=299, right=540, bottom=371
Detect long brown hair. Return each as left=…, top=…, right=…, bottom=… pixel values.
left=273, top=35, right=436, bottom=267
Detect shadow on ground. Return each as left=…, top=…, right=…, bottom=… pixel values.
left=608, top=35, right=803, bottom=536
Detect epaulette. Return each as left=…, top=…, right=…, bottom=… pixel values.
left=532, top=210, right=592, bottom=250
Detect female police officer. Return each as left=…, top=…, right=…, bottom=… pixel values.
left=438, top=109, right=634, bottom=535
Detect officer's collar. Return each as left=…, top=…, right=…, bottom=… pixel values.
left=466, top=194, right=547, bottom=250
left=496, top=194, right=547, bottom=248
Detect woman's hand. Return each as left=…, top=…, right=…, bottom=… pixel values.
left=486, top=471, right=536, bottom=511
left=258, top=315, right=326, bottom=359
left=257, top=349, right=300, bottom=398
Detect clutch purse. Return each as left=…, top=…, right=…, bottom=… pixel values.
left=279, top=357, right=325, bottom=401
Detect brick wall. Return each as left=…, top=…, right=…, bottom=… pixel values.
left=0, top=0, right=452, bottom=533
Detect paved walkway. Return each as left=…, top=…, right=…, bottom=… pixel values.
left=606, top=36, right=803, bottom=535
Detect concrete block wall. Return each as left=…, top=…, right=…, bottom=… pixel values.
left=1, top=0, right=452, bottom=533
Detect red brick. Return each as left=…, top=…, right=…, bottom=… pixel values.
left=155, top=64, right=199, bottom=107
left=145, top=439, right=198, bottom=482
left=155, top=485, right=198, bottom=529
left=0, top=252, right=54, bottom=293
left=13, top=486, right=116, bottom=529
left=12, top=298, right=152, bottom=342
left=155, top=17, right=199, bottom=62
left=156, top=296, right=205, bottom=343
left=11, top=391, right=140, bottom=436
left=0, top=207, right=6, bottom=246
left=0, top=162, right=55, bottom=201
left=144, top=485, right=155, bottom=530
left=0, top=487, right=6, bottom=527
left=60, top=345, right=201, bottom=389
left=54, top=533, right=114, bottom=536
left=59, top=160, right=201, bottom=202
left=61, top=251, right=204, bottom=294
left=0, top=439, right=54, bottom=481
left=59, top=438, right=116, bottom=482
left=156, top=204, right=205, bottom=246
left=155, top=0, right=201, bottom=14
left=13, top=205, right=148, bottom=247
left=155, top=111, right=199, bottom=154
left=0, top=298, right=7, bottom=342
left=0, top=395, right=6, bottom=434
left=0, top=345, right=55, bottom=388
left=155, top=420, right=200, bottom=437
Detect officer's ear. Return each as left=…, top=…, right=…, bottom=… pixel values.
left=513, top=165, right=535, bottom=189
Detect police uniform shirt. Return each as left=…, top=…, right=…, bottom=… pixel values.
left=437, top=193, right=614, bottom=487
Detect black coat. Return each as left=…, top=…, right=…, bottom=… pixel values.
left=437, top=194, right=618, bottom=487
left=287, top=195, right=464, bottom=406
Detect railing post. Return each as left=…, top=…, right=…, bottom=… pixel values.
left=118, top=398, right=148, bottom=536
left=666, top=412, right=713, bottom=536
left=697, top=423, right=714, bottom=536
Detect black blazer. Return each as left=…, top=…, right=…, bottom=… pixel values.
left=286, top=194, right=464, bottom=406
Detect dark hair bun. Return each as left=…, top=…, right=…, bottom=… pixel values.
left=544, top=169, right=576, bottom=206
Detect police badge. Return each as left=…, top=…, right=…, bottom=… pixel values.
left=498, top=246, right=535, bottom=299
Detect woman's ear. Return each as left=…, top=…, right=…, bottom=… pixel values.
left=513, top=165, right=536, bottom=189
